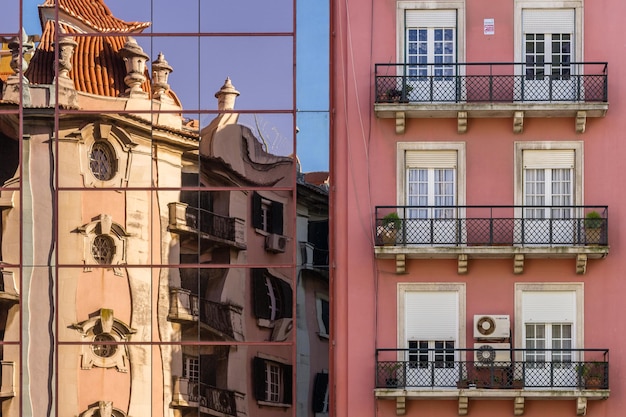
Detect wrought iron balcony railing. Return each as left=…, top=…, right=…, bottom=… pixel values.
left=375, top=206, right=608, bottom=247
left=376, top=348, right=609, bottom=390
left=300, top=242, right=330, bottom=271
left=168, top=202, right=246, bottom=249
left=375, top=62, right=608, bottom=104
left=171, top=378, right=237, bottom=416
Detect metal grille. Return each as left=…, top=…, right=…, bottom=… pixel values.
left=376, top=348, right=609, bottom=390
left=375, top=63, right=608, bottom=103
left=375, top=206, right=608, bottom=247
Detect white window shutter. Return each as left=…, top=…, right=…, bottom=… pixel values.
left=405, top=150, right=457, bottom=169
left=405, top=10, right=456, bottom=28
left=523, top=149, right=575, bottom=169
left=522, top=291, right=576, bottom=323
left=405, top=291, right=458, bottom=341
left=523, top=9, right=575, bottom=33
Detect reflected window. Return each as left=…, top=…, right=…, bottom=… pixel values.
left=92, top=234, right=115, bottom=264
left=253, top=356, right=292, bottom=406
left=252, top=192, right=284, bottom=234
left=312, top=372, right=329, bottom=413
left=89, top=141, right=116, bottom=181
left=92, top=333, right=117, bottom=358
left=316, top=295, right=330, bottom=338
left=252, top=269, right=292, bottom=322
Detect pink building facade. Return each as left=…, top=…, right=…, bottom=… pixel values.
left=333, top=1, right=621, bottom=416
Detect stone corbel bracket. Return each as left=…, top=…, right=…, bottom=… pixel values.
left=395, top=112, right=406, bottom=134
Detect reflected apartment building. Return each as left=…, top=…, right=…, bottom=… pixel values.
left=0, top=1, right=328, bottom=416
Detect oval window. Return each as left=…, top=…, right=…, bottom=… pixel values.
left=89, top=141, right=116, bottom=181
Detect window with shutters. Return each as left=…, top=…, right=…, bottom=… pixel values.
left=514, top=142, right=583, bottom=244
left=253, top=356, right=292, bottom=407
left=252, top=268, right=293, bottom=325
left=396, top=2, right=465, bottom=102
left=515, top=283, right=583, bottom=387
left=396, top=2, right=466, bottom=67
left=514, top=1, right=583, bottom=101
left=316, top=294, right=330, bottom=338
left=398, top=283, right=466, bottom=387
left=396, top=142, right=466, bottom=244
left=252, top=191, right=284, bottom=235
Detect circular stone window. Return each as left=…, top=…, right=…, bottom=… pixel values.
left=89, top=141, right=116, bottom=181
left=92, top=333, right=117, bottom=358
left=92, top=234, right=115, bottom=265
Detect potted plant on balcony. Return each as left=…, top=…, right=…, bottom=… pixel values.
left=584, top=211, right=603, bottom=245
left=387, top=84, right=414, bottom=103
left=384, top=363, right=403, bottom=388
left=377, top=212, right=401, bottom=246
left=578, top=362, right=606, bottom=389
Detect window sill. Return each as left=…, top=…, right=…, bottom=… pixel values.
left=257, top=400, right=291, bottom=408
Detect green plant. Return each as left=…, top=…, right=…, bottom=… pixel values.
left=382, top=212, right=401, bottom=230
left=584, top=211, right=603, bottom=229
left=577, top=362, right=606, bottom=388
left=387, top=84, right=414, bottom=101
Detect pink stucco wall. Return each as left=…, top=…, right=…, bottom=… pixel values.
left=333, top=0, right=626, bottom=416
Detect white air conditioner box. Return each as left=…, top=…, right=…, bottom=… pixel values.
left=474, top=343, right=511, bottom=367
left=265, top=233, right=287, bottom=253
left=473, top=314, right=510, bottom=339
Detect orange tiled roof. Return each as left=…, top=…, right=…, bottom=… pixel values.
left=40, top=0, right=151, bottom=33
left=25, top=1, right=182, bottom=104
left=25, top=21, right=151, bottom=97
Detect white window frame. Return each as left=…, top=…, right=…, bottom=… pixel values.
left=397, top=283, right=466, bottom=355
left=514, top=0, right=584, bottom=65
left=397, top=142, right=466, bottom=208
left=397, top=1, right=466, bottom=65
left=316, top=293, right=330, bottom=338
left=514, top=283, right=584, bottom=359
left=514, top=141, right=583, bottom=207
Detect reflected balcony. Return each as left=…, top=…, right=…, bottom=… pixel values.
left=374, top=206, right=609, bottom=274
left=374, top=62, right=608, bottom=134
left=0, top=361, right=14, bottom=399
left=168, top=202, right=246, bottom=250
left=0, top=270, right=18, bottom=305
left=171, top=378, right=241, bottom=417
left=375, top=347, right=609, bottom=416
left=168, top=288, right=244, bottom=341
left=299, top=242, right=329, bottom=278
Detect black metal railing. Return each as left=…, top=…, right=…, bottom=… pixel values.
left=375, top=62, right=608, bottom=104
left=376, top=348, right=609, bottom=390
left=199, top=299, right=236, bottom=339
left=199, top=383, right=237, bottom=416
left=375, top=206, right=608, bottom=247
left=186, top=381, right=237, bottom=416
left=300, top=242, right=330, bottom=270
left=184, top=206, right=236, bottom=242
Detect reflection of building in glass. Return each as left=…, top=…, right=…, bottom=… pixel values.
left=0, top=1, right=328, bottom=417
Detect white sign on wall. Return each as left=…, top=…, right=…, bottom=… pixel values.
left=484, top=18, right=495, bottom=35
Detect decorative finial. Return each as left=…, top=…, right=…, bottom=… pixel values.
left=214, top=77, right=240, bottom=110
left=119, top=37, right=149, bottom=97
left=151, top=52, right=173, bottom=98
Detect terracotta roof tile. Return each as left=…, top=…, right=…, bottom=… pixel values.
left=41, top=0, right=151, bottom=33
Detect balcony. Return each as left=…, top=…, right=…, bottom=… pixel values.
left=168, top=202, right=246, bottom=251
left=374, top=206, right=609, bottom=274
left=375, top=348, right=609, bottom=416
left=168, top=288, right=244, bottom=341
left=0, top=270, right=18, bottom=305
left=0, top=361, right=14, bottom=398
left=171, top=378, right=239, bottom=417
left=374, top=62, right=608, bottom=134
left=299, top=241, right=329, bottom=278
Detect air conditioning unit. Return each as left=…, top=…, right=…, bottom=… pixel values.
left=265, top=233, right=287, bottom=253
left=474, top=343, right=511, bottom=367
left=271, top=318, right=293, bottom=341
left=473, top=314, right=510, bottom=339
